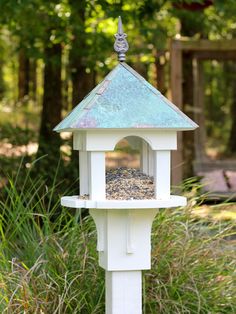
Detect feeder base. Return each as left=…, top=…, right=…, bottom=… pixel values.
left=61, top=195, right=186, bottom=209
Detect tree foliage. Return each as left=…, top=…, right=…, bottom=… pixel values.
left=0, top=0, right=235, bottom=166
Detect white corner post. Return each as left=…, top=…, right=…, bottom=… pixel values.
left=141, top=141, right=148, bottom=174
left=73, top=132, right=90, bottom=196
left=73, top=132, right=106, bottom=199
left=89, top=151, right=106, bottom=200
left=141, top=141, right=154, bottom=176
left=154, top=150, right=171, bottom=199
left=90, top=208, right=157, bottom=314
left=79, top=151, right=89, bottom=195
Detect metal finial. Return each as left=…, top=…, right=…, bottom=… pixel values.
left=114, top=16, right=129, bottom=62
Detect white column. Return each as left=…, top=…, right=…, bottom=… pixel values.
left=90, top=208, right=158, bottom=314
left=148, top=145, right=154, bottom=176
left=89, top=151, right=106, bottom=200
left=141, top=141, right=154, bottom=176
left=79, top=151, right=89, bottom=195
left=141, top=141, right=149, bottom=174
left=154, top=150, right=171, bottom=199
left=106, top=270, right=142, bottom=314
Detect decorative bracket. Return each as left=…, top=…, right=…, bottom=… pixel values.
left=90, top=208, right=158, bottom=271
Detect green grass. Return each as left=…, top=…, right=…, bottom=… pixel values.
left=145, top=208, right=235, bottom=313
left=0, top=163, right=105, bottom=313
left=0, top=162, right=235, bottom=313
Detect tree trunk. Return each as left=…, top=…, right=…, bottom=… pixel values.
left=18, top=48, right=30, bottom=101
left=69, top=0, right=95, bottom=107
left=0, top=56, right=5, bottom=100
left=155, top=53, right=166, bottom=95
left=37, top=43, right=62, bottom=158
left=131, top=62, right=148, bottom=80
left=71, top=67, right=95, bottom=106
left=62, top=58, right=70, bottom=111
left=30, top=58, right=37, bottom=101
left=228, top=62, right=236, bottom=153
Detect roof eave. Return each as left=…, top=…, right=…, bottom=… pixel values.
left=54, top=125, right=198, bottom=133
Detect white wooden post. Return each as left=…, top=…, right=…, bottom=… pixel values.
left=148, top=145, right=154, bottom=176
left=154, top=150, right=171, bottom=199
left=141, top=141, right=149, bottom=174
left=141, top=141, right=154, bottom=176
left=90, top=208, right=158, bottom=314
left=106, top=270, right=142, bottom=314
left=89, top=151, right=106, bottom=200
left=79, top=151, right=89, bottom=195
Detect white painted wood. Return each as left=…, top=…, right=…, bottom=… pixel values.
left=141, top=141, right=154, bottom=176
left=89, top=151, right=106, bottom=200
left=73, top=131, right=85, bottom=150
left=79, top=151, right=89, bottom=195
left=90, top=208, right=107, bottom=267
left=106, top=270, right=142, bottom=314
left=95, top=196, right=185, bottom=208
left=91, top=208, right=157, bottom=271
left=61, top=195, right=187, bottom=209
left=126, top=211, right=134, bottom=254
left=154, top=150, right=171, bottom=199
left=85, top=130, right=177, bottom=151
left=89, top=209, right=106, bottom=252
left=148, top=145, right=154, bottom=176
left=141, top=141, right=149, bottom=174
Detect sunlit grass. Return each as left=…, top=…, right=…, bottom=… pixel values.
left=193, top=203, right=236, bottom=221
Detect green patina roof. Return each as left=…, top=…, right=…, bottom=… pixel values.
left=54, top=62, right=198, bottom=131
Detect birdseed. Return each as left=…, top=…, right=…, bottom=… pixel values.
left=80, top=167, right=155, bottom=200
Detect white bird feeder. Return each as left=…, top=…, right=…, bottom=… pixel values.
left=54, top=17, right=198, bottom=314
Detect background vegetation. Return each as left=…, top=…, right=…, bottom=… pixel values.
left=0, top=0, right=236, bottom=177
left=0, top=165, right=235, bottom=313
left=0, top=0, right=236, bottom=313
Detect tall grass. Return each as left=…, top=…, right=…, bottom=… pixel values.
left=0, top=164, right=235, bottom=313
left=145, top=207, right=236, bottom=313
left=0, top=163, right=105, bottom=313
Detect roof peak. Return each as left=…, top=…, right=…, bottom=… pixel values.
left=114, top=16, right=129, bottom=62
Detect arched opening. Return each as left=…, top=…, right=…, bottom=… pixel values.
left=106, top=136, right=141, bottom=170
left=105, top=136, right=155, bottom=200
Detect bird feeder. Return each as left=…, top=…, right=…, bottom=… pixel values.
left=54, top=17, right=198, bottom=314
